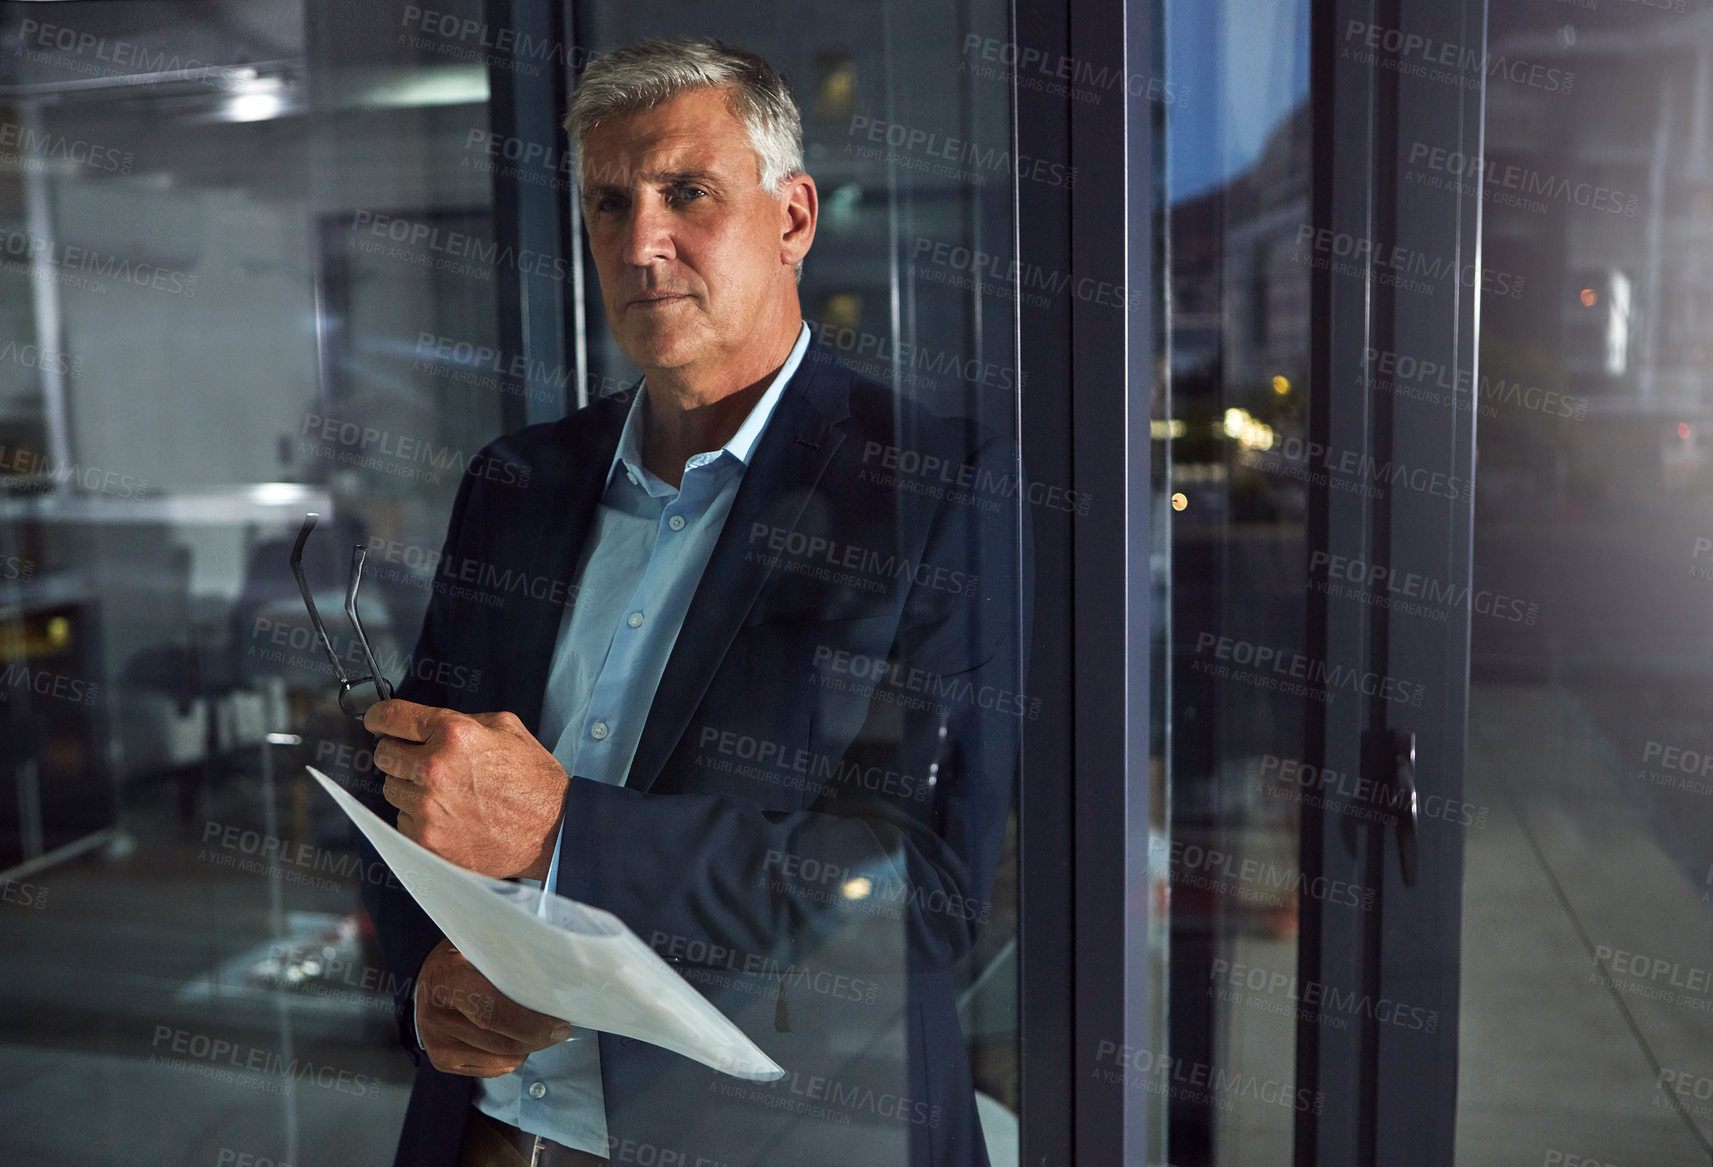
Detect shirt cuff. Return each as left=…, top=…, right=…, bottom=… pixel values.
left=411, top=979, right=425, bottom=1049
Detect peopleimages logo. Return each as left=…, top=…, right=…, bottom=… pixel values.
left=959, top=34, right=1190, bottom=107
left=1406, top=142, right=1638, bottom=218
left=0, top=339, right=84, bottom=380
left=1365, top=345, right=1588, bottom=422
left=1242, top=434, right=1474, bottom=503
left=1341, top=20, right=1574, bottom=95
left=1093, top=1041, right=1324, bottom=1115
left=298, top=412, right=531, bottom=489
left=149, top=1025, right=381, bottom=1099
left=1309, top=550, right=1540, bottom=625
left=348, top=210, right=568, bottom=282
left=846, top=116, right=1077, bottom=190
left=13, top=17, right=254, bottom=92
left=744, top=522, right=978, bottom=598
left=0, top=444, right=147, bottom=498
left=1209, top=958, right=1441, bottom=1033
left=0, top=228, right=198, bottom=297
left=1294, top=224, right=1526, bottom=300
left=1191, top=631, right=1428, bottom=707
left=696, top=725, right=936, bottom=803
left=0, top=123, right=133, bottom=174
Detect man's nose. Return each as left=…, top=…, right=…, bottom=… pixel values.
left=621, top=197, right=675, bottom=268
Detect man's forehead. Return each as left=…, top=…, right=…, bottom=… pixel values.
left=580, top=90, right=751, bottom=172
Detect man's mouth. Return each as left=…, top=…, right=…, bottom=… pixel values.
left=629, top=292, right=690, bottom=308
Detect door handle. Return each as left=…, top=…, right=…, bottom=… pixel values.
left=1362, top=728, right=1419, bottom=886
left=1391, top=731, right=1419, bottom=887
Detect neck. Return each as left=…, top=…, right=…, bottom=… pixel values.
left=640, top=312, right=802, bottom=488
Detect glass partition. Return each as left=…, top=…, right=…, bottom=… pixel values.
left=528, top=3, right=1026, bottom=1162
left=1457, top=2, right=1713, bottom=1162
left=0, top=2, right=1030, bottom=1164
left=0, top=2, right=500, bottom=1162
left=1161, top=1, right=1312, bottom=1162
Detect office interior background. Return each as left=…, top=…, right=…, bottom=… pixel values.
left=1, top=0, right=1710, bottom=1163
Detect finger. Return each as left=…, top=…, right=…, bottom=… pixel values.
left=363, top=698, right=442, bottom=743
left=423, top=999, right=539, bottom=1059
left=373, top=737, right=432, bottom=784
left=423, top=1033, right=527, bottom=1077
left=435, top=965, right=571, bottom=1045
left=383, top=776, right=424, bottom=814
left=475, top=994, right=574, bottom=1046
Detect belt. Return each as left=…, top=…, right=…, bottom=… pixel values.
left=464, top=1107, right=611, bottom=1167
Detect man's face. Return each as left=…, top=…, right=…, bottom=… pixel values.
left=579, top=87, right=811, bottom=382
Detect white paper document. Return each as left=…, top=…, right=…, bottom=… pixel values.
left=307, top=766, right=785, bottom=1081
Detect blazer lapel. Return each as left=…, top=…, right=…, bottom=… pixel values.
left=626, top=347, right=853, bottom=792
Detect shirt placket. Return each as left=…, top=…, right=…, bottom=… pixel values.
left=575, top=454, right=723, bottom=788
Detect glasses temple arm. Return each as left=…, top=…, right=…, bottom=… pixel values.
left=344, top=545, right=395, bottom=701
left=290, top=513, right=357, bottom=687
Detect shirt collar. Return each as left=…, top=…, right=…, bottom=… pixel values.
left=609, top=321, right=811, bottom=493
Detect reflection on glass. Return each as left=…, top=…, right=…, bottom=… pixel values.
left=0, top=1, right=499, bottom=1163
left=1164, top=0, right=1310, bottom=1162
left=0, top=2, right=1025, bottom=1165
left=1458, top=4, right=1713, bottom=1163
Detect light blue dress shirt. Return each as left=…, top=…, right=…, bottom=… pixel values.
left=467, top=322, right=811, bottom=1157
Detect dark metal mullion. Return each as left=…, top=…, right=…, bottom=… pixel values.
left=1067, top=0, right=1150, bottom=1157
left=1295, top=2, right=1338, bottom=1157
left=1360, top=1, right=1404, bottom=1162
left=485, top=0, right=575, bottom=430
left=1014, top=0, right=1153, bottom=1159
left=1300, top=1, right=1383, bottom=1164
left=1013, top=0, right=1078, bottom=1159
left=1370, top=2, right=1483, bottom=1161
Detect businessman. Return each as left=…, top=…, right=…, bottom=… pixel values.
left=358, top=38, right=1029, bottom=1167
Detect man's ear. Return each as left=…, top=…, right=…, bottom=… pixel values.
left=780, top=173, right=818, bottom=271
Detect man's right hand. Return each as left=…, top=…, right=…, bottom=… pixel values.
left=415, top=938, right=572, bottom=1077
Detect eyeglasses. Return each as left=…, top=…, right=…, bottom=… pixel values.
left=289, top=512, right=395, bottom=719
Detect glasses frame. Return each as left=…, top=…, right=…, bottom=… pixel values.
left=289, top=512, right=396, bottom=719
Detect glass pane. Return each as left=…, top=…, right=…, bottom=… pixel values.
left=1458, top=2, right=1713, bottom=1163
left=1163, top=0, right=1312, bottom=1163
left=546, top=5, right=1024, bottom=1163
left=0, top=1, right=498, bottom=1162
left=0, top=3, right=1030, bottom=1166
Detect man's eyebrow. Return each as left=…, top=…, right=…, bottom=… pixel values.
left=648, top=168, right=723, bottom=185
left=580, top=168, right=726, bottom=198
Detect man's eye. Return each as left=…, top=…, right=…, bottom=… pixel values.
left=670, top=186, right=707, bottom=204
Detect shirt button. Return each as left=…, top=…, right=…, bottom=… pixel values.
left=626, top=470, right=639, bottom=486
left=528, top=1082, right=547, bottom=1099
left=627, top=611, right=645, bottom=628
left=668, top=515, right=686, bottom=531
left=590, top=721, right=610, bottom=741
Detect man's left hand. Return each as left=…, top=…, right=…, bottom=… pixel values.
left=366, top=699, right=569, bottom=881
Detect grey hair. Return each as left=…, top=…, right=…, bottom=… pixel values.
left=565, top=38, right=805, bottom=196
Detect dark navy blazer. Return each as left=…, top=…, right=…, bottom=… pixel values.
left=358, top=337, right=1031, bottom=1166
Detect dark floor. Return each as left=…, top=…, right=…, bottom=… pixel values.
left=0, top=756, right=411, bottom=1167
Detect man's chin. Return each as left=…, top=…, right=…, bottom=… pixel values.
left=616, top=327, right=701, bottom=373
